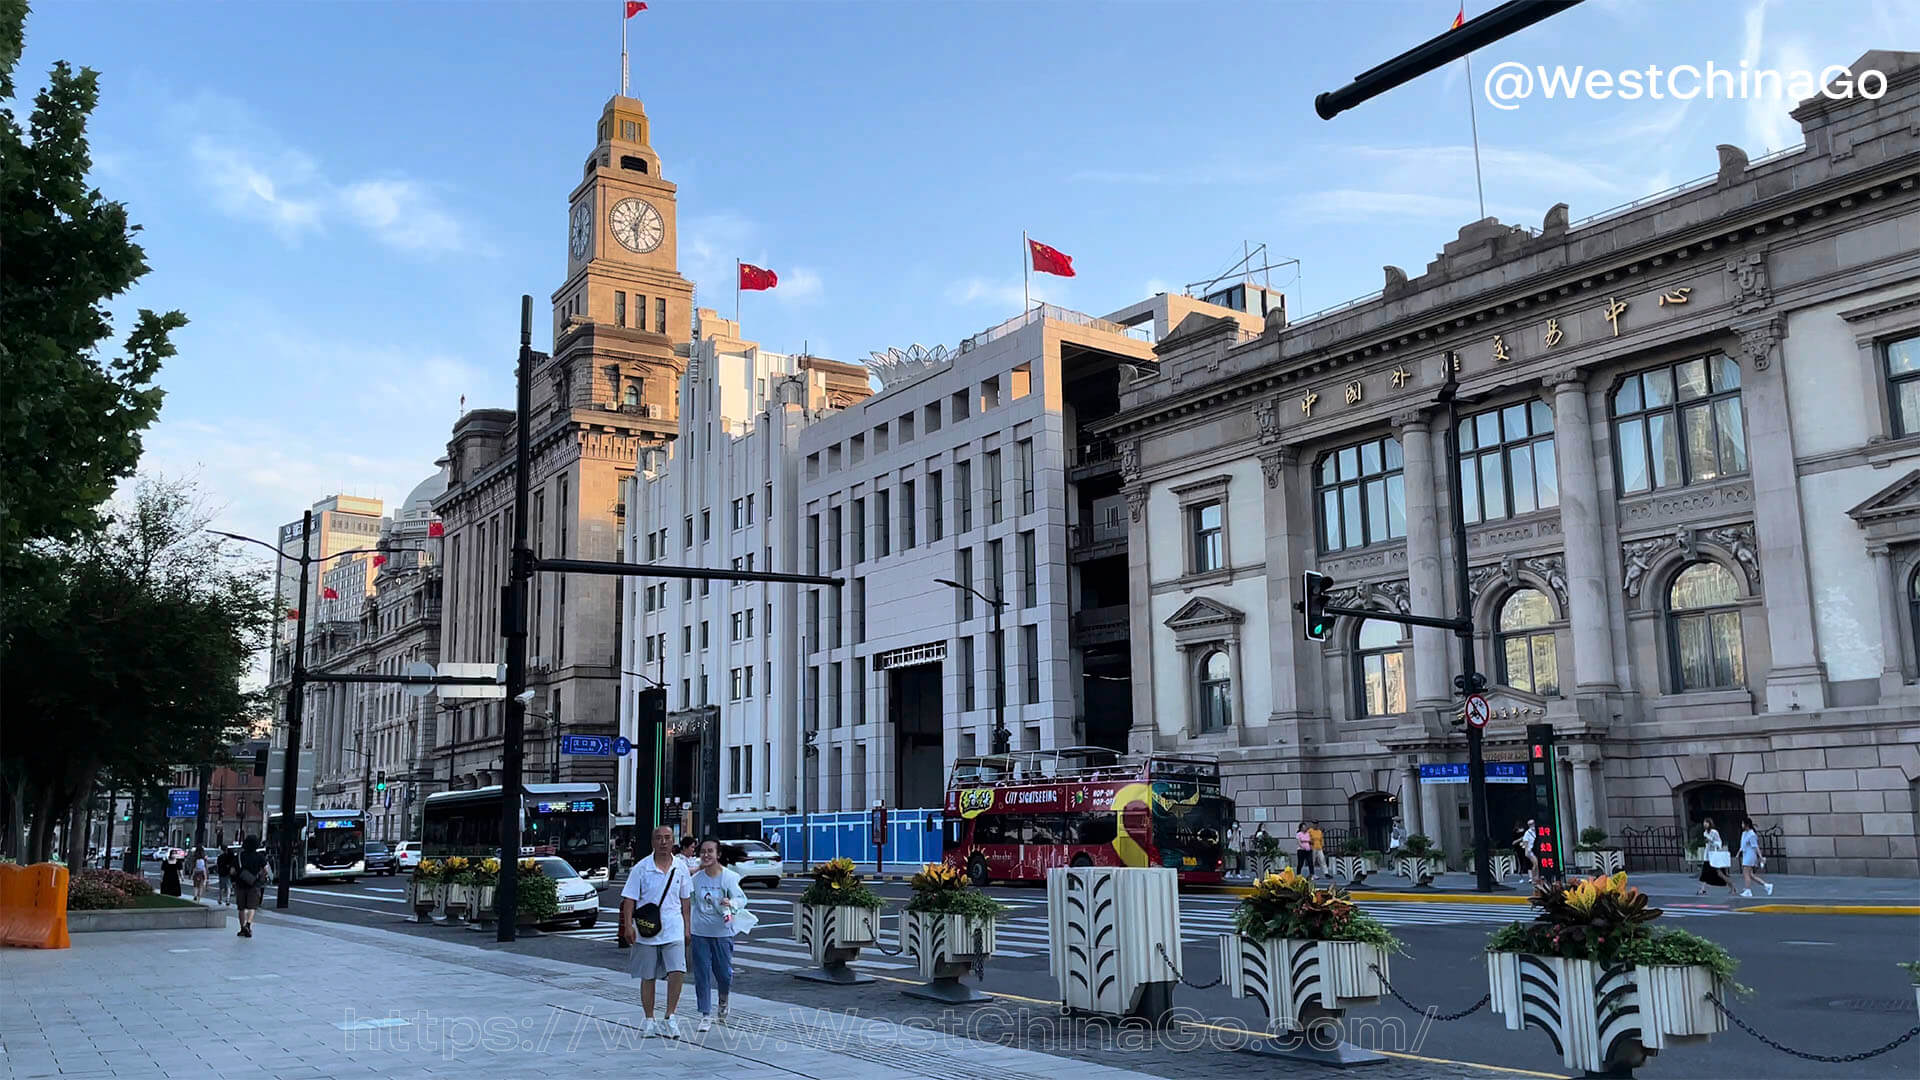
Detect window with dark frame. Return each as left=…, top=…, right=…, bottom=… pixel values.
left=1189, top=501, right=1224, bottom=573
left=1024, top=624, right=1040, bottom=704
left=1457, top=400, right=1559, bottom=525
left=1497, top=588, right=1559, bottom=696
left=956, top=459, right=973, bottom=531
left=1197, top=651, right=1231, bottom=732
left=1611, top=355, right=1748, bottom=495
left=1315, top=436, right=1406, bottom=552
left=1353, top=618, right=1408, bottom=717
left=1888, top=333, right=1920, bottom=437
left=1667, top=561, right=1746, bottom=691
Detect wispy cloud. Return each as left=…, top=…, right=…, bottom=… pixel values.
left=171, top=92, right=484, bottom=258
left=774, top=267, right=825, bottom=303
left=945, top=276, right=1065, bottom=310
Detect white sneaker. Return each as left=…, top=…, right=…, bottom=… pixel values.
left=661, top=1016, right=682, bottom=1040
left=640, top=1018, right=658, bottom=1038
left=1740, top=889, right=1752, bottom=897
left=1764, top=882, right=1774, bottom=895
left=696, top=1016, right=713, bottom=1034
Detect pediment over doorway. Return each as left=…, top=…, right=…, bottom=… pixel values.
left=1164, top=596, right=1245, bottom=631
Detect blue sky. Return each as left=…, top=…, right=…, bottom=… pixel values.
left=16, top=0, right=1915, bottom=547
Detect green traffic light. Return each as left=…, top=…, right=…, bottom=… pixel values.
left=375, top=782, right=387, bottom=791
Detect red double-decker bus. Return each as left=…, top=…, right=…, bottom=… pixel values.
left=942, top=747, right=1234, bottom=885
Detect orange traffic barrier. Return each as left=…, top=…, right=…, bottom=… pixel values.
left=0, top=862, right=71, bottom=948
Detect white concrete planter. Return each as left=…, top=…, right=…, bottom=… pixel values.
left=408, top=880, right=439, bottom=922
left=1394, top=855, right=1443, bottom=881
left=1490, top=853, right=1518, bottom=880
left=1220, top=935, right=1391, bottom=1032
left=1327, top=855, right=1377, bottom=882
left=1048, top=866, right=1181, bottom=1020
left=903, top=910, right=996, bottom=980
left=442, top=883, right=471, bottom=916
left=1580, top=848, right=1626, bottom=875
left=1488, top=951, right=1649, bottom=1075
left=467, top=884, right=499, bottom=931
left=1246, top=854, right=1278, bottom=879
left=1635, top=964, right=1728, bottom=1049
left=792, top=901, right=879, bottom=969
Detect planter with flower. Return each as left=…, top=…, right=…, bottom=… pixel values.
left=1328, top=836, right=1383, bottom=883
left=409, top=860, right=443, bottom=922
left=463, top=858, right=502, bottom=931
left=1246, top=831, right=1282, bottom=879
left=1390, top=834, right=1444, bottom=883
left=1576, top=827, right=1626, bottom=875
left=438, top=856, right=474, bottom=923
left=900, top=862, right=1008, bottom=1003
left=1486, top=872, right=1737, bottom=1076
left=791, top=857, right=884, bottom=983
left=1219, top=869, right=1403, bottom=1065
left=512, top=859, right=560, bottom=928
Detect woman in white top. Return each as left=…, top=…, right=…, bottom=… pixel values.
left=190, top=848, right=209, bottom=902
left=1696, top=818, right=1734, bottom=896
left=1738, top=818, right=1774, bottom=897
left=687, top=839, right=750, bottom=1033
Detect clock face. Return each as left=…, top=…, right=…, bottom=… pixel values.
left=610, top=198, right=664, bottom=254
left=569, top=200, right=593, bottom=259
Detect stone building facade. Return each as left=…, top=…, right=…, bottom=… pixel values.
left=434, top=93, right=695, bottom=793
left=1099, top=51, right=1920, bottom=876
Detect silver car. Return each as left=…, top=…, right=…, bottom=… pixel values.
left=728, top=840, right=785, bottom=888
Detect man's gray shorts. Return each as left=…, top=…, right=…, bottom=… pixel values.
left=630, top=941, right=687, bottom=979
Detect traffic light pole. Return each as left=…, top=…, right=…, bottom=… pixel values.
left=1314, top=0, right=1584, bottom=119
left=1441, top=371, right=1497, bottom=894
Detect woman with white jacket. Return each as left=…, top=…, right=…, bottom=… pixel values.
left=687, top=838, right=750, bottom=1033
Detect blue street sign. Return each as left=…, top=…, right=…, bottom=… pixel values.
left=560, top=734, right=614, bottom=757
left=613, top=736, right=632, bottom=757
left=1419, top=763, right=1529, bottom=785
left=166, top=789, right=200, bottom=818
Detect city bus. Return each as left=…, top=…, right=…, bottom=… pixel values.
left=421, top=782, right=613, bottom=881
left=943, top=747, right=1234, bottom=886
left=266, top=809, right=367, bottom=882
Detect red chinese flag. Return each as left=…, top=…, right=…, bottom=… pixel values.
left=372, top=554, right=387, bottom=568
left=1450, top=4, right=1465, bottom=29
left=625, top=2, right=647, bottom=17
left=323, top=586, right=339, bottom=600
left=428, top=521, right=445, bottom=538
left=1028, top=238, right=1076, bottom=278
left=739, top=263, right=778, bottom=291
left=286, top=608, right=300, bottom=621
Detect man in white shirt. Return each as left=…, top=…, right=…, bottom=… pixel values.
left=620, top=825, right=694, bottom=1037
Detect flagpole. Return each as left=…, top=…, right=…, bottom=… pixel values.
left=735, top=259, right=741, bottom=328
left=1022, top=230, right=1031, bottom=314
left=1464, top=51, right=1486, bottom=220
left=620, top=1, right=629, bottom=96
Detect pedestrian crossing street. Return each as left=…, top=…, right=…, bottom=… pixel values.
left=530, top=894, right=1729, bottom=973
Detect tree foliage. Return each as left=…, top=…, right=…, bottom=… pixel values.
left=2, top=477, right=272, bottom=864
left=0, top=0, right=184, bottom=568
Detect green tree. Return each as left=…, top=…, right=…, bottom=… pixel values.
left=2, top=477, right=271, bottom=865
left=0, top=0, right=184, bottom=567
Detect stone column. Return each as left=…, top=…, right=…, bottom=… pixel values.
left=1546, top=370, right=1620, bottom=697
left=1397, top=409, right=1450, bottom=710
left=1867, top=545, right=1908, bottom=695
left=1735, top=316, right=1827, bottom=711
left=1261, top=443, right=1317, bottom=738
left=1418, top=776, right=1446, bottom=852
left=1122, top=453, right=1158, bottom=753
left=1570, top=755, right=1599, bottom=841
left=1401, top=763, right=1424, bottom=837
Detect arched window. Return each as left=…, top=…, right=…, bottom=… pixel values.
left=1197, top=650, right=1232, bottom=732
left=1668, top=562, right=1746, bottom=690
left=623, top=384, right=641, bottom=407
left=1498, top=588, right=1559, bottom=696
left=1354, top=619, right=1408, bottom=717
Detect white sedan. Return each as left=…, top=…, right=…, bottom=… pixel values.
left=531, top=856, right=601, bottom=930
left=393, top=842, right=422, bottom=871
left=727, top=840, right=785, bottom=888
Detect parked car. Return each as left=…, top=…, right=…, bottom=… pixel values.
left=393, top=842, right=421, bottom=871
left=362, top=842, right=397, bottom=876
left=531, top=856, right=601, bottom=929
left=725, top=840, right=785, bottom=888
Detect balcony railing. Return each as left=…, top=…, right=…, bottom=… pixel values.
left=1069, top=439, right=1116, bottom=470
left=1071, top=605, right=1129, bottom=647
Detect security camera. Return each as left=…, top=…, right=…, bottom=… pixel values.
left=515, top=689, right=537, bottom=705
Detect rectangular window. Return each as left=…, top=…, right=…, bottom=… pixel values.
left=745, top=607, right=754, bottom=637
left=928, top=470, right=944, bottom=541
left=852, top=579, right=866, bottom=643
left=730, top=669, right=743, bottom=701
left=807, top=514, right=820, bottom=575
left=655, top=297, right=666, bottom=335
left=951, top=390, right=970, bottom=421
left=1010, top=362, right=1032, bottom=400
left=1890, top=334, right=1920, bottom=437
left=700, top=510, right=711, bottom=542
left=701, top=621, right=710, bottom=649
left=765, top=661, right=772, bottom=698
left=851, top=499, right=866, bottom=563
left=743, top=743, right=754, bottom=791
left=1316, top=436, right=1407, bottom=552
left=988, top=538, right=1005, bottom=605
left=829, top=661, right=843, bottom=728
left=1017, top=438, right=1035, bottom=515
left=684, top=516, right=693, bottom=549
left=876, top=489, right=892, bottom=556
left=829, top=507, right=843, bottom=570
left=1455, top=399, right=1559, bottom=523
left=1189, top=501, right=1224, bottom=573
left=924, top=402, right=942, bottom=434
left=1023, top=624, right=1040, bottom=704
left=614, top=291, right=626, bottom=327
left=830, top=585, right=842, bottom=647
left=873, top=424, right=889, bottom=454
left=853, top=658, right=866, bottom=727
left=731, top=612, right=743, bottom=641
left=806, top=666, right=819, bottom=732
left=731, top=498, right=744, bottom=530
left=901, top=480, right=916, bottom=549
left=745, top=493, right=754, bottom=523
left=956, top=460, right=973, bottom=531
left=728, top=746, right=741, bottom=792
left=899, top=412, right=915, bottom=443
left=985, top=450, right=1003, bottom=523
left=992, top=629, right=1006, bottom=711
left=1020, top=530, right=1037, bottom=606
left=956, top=548, right=974, bottom=620
left=960, top=636, right=976, bottom=711
left=806, top=589, right=820, bottom=652
left=1612, top=357, right=1747, bottom=493
left=980, top=377, right=1001, bottom=412
left=682, top=626, right=692, bottom=653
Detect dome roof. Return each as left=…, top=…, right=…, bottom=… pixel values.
left=400, top=464, right=448, bottom=520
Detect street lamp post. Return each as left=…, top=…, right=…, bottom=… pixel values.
left=934, top=578, right=1010, bottom=756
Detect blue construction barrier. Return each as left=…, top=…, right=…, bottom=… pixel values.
left=760, top=807, right=944, bottom=869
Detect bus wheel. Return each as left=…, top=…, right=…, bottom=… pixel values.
left=1069, top=854, right=1094, bottom=868
left=967, top=856, right=989, bottom=887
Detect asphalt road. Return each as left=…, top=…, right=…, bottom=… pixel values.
left=246, top=870, right=1918, bottom=1079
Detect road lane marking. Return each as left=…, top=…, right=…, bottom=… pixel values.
left=291, top=886, right=405, bottom=904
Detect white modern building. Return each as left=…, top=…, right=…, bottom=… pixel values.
left=617, top=310, right=871, bottom=838
left=793, top=295, right=1269, bottom=817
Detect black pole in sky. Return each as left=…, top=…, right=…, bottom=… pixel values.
left=275, top=510, right=313, bottom=909
left=1314, top=0, right=1585, bottom=120
left=498, top=295, right=535, bottom=942
left=1440, top=367, right=1496, bottom=892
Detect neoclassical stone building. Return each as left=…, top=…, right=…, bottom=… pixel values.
left=1100, top=50, right=1920, bottom=876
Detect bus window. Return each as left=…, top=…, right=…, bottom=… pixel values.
left=1074, top=816, right=1117, bottom=846
left=973, top=817, right=1014, bottom=845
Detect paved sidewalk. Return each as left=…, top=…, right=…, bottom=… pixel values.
left=0, top=912, right=1173, bottom=1080
left=1219, top=867, right=1919, bottom=908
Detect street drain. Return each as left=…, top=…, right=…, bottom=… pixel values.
left=1826, top=997, right=1912, bottom=1014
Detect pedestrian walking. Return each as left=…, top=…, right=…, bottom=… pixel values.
left=1389, top=818, right=1408, bottom=853
left=1696, top=818, right=1735, bottom=896
left=1738, top=818, right=1774, bottom=897
left=190, top=847, right=209, bottom=902
left=1294, top=823, right=1313, bottom=875
left=688, top=838, right=750, bottom=1034
left=1517, top=820, right=1540, bottom=886
left=1308, top=821, right=1327, bottom=876
left=677, top=836, right=700, bottom=876
left=232, top=835, right=269, bottom=937
left=159, top=848, right=183, bottom=897
left=620, top=825, right=694, bottom=1038
left=216, top=845, right=238, bottom=905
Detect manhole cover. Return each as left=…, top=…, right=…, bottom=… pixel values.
left=1826, top=997, right=1911, bottom=1014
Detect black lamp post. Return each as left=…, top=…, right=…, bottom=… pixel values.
left=934, top=577, right=1010, bottom=755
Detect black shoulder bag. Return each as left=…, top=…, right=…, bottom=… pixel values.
left=633, top=865, right=676, bottom=938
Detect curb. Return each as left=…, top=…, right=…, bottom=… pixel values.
left=1189, top=882, right=1533, bottom=904
left=1737, top=903, right=1920, bottom=916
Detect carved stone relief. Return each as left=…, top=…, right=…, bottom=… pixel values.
left=1621, top=523, right=1760, bottom=598
left=1124, top=484, right=1147, bottom=523
left=1735, top=316, right=1782, bottom=371
left=1468, top=553, right=1569, bottom=610
left=1620, top=481, right=1753, bottom=524
left=1254, top=397, right=1281, bottom=445
left=1119, top=440, right=1141, bottom=482
left=1330, top=578, right=1410, bottom=615
left=1725, top=253, right=1771, bottom=316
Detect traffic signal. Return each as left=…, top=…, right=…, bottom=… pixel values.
left=375, top=771, right=387, bottom=793
left=1301, top=571, right=1334, bottom=642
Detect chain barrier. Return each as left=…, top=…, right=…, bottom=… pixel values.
left=1707, top=993, right=1920, bottom=1064
left=1367, top=964, right=1491, bottom=1021
left=1155, top=942, right=1223, bottom=989
left=869, top=905, right=906, bottom=957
